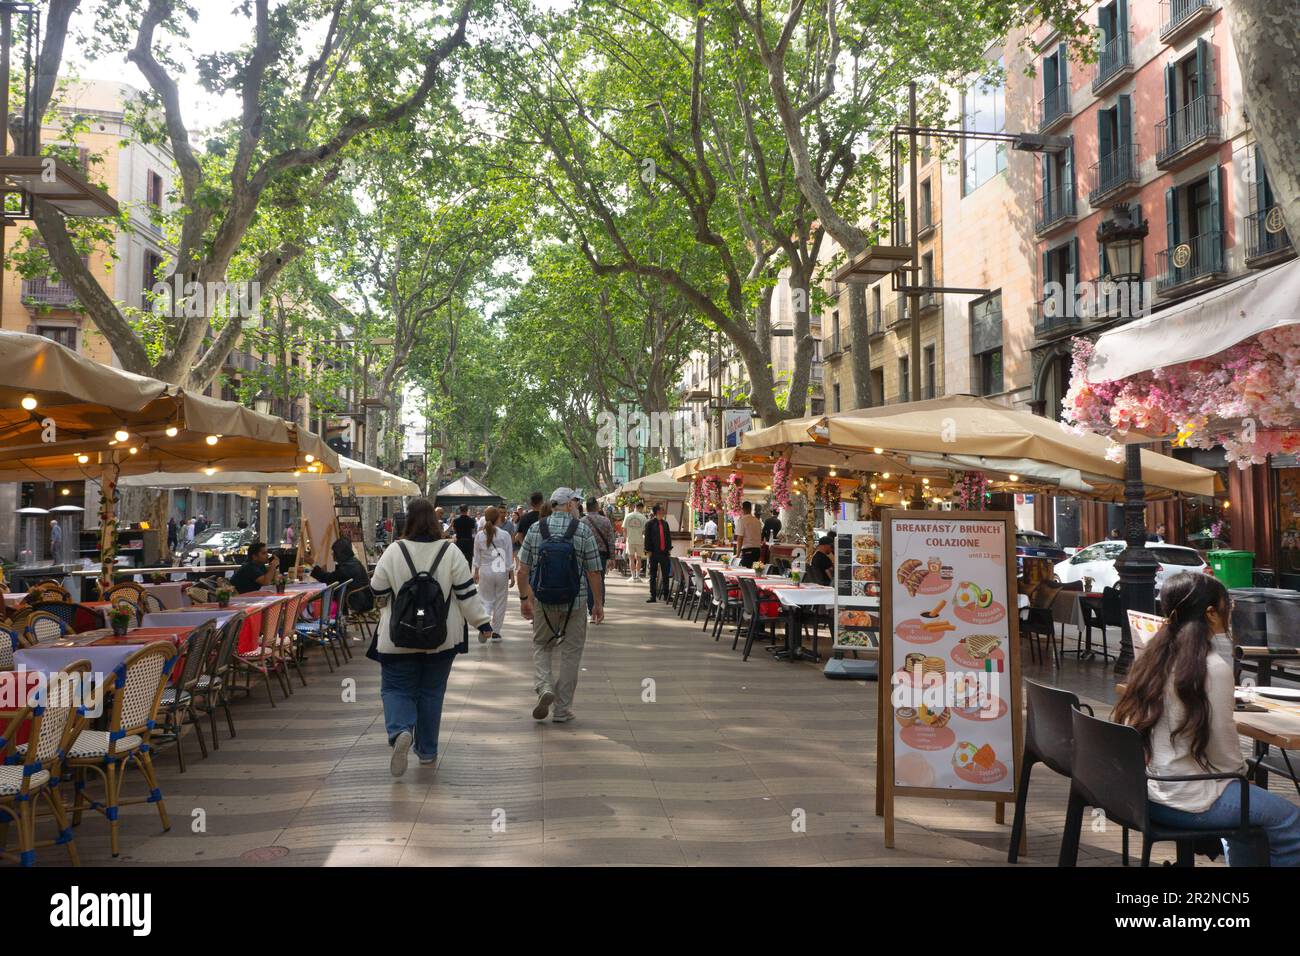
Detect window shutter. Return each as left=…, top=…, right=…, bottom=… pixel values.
left=1117, top=93, right=1132, bottom=150
left=1165, top=186, right=1179, bottom=251
left=1098, top=2, right=1112, bottom=44
left=1041, top=152, right=1050, bottom=197
left=1164, top=62, right=1176, bottom=119
left=1208, top=165, right=1223, bottom=265
left=1098, top=106, right=1113, bottom=162
left=1058, top=42, right=1069, bottom=88
left=1117, top=0, right=1128, bottom=39
left=1065, top=140, right=1075, bottom=199
left=1196, top=37, right=1210, bottom=98
left=1041, top=248, right=1051, bottom=305
left=1256, top=147, right=1273, bottom=210
left=1068, top=237, right=1079, bottom=284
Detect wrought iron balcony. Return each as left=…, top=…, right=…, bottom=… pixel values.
left=1156, top=95, right=1220, bottom=169
left=1156, top=231, right=1226, bottom=294
left=1160, top=0, right=1215, bottom=43
left=21, top=276, right=79, bottom=308
left=1089, top=145, right=1140, bottom=206
left=1035, top=294, right=1085, bottom=340
left=1038, top=81, right=1071, bottom=132
left=1093, top=32, right=1133, bottom=94
left=884, top=298, right=911, bottom=328
left=1035, top=185, right=1077, bottom=235
left=868, top=308, right=884, bottom=336
left=1244, top=208, right=1296, bottom=268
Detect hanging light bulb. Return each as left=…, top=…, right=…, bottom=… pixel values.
left=114, top=429, right=129, bottom=442
left=1009, top=474, right=1020, bottom=482
left=922, top=478, right=930, bottom=485
left=304, top=454, right=314, bottom=463
left=293, top=469, right=302, bottom=477
left=882, top=472, right=890, bottom=479
left=128, top=446, right=138, bottom=455
left=20, top=395, right=37, bottom=411
left=203, top=466, right=217, bottom=476
left=61, top=487, right=70, bottom=496
left=873, top=447, right=883, bottom=455
left=165, top=426, right=179, bottom=438
left=205, top=435, right=219, bottom=446
left=76, top=454, right=89, bottom=465
left=870, top=483, right=877, bottom=490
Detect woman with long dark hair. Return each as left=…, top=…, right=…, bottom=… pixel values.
left=369, top=497, right=492, bottom=776
left=472, top=505, right=513, bottom=643
left=1114, top=571, right=1300, bottom=865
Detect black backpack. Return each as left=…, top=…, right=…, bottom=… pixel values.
left=390, top=541, right=452, bottom=650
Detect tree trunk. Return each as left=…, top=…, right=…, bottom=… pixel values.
left=1226, top=0, right=1300, bottom=236
left=848, top=285, right=874, bottom=408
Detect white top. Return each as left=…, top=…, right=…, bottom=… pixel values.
left=1146, top=651, right=1245, bottom=812
left=370, top=538, right=490, bottom=655
left=472, top=527, right=513, bottom=576
left=623, top=510, right=647, bottom=536
left=701, top=519, right=718, bottom=536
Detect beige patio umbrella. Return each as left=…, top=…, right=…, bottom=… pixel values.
left=118, top=455, right=417, bottom=498
left=0, top=331, right=338, bottom=582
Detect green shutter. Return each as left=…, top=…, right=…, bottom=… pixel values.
left=1065, top=141, right=1075, bottom=201
left=1117, top=0, right=1128, bottom=39
left=1068, top=237, right=1079, bottom=283
left=1255, top=146, right=1273, bottom=210
left=1208, top=165, right=1223, bottom=269
left=1041, top=153, right=1050, bottom=200
left=1195, top=38, right=1210, bottom=100
left=1118, top=93, right=1132, bottom=148
left=1058, top=42, right=1069, bottom=89
left=1164, top=62, right=1176, bottom=119
left=1165, top=186, right=1179, bottom=250
left=1098, top=106, right=1113, bottom=162
left=1042, top=248, right=1051, bottom=303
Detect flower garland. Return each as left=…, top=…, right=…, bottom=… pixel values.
left=689, top=476, right=705, bottom=513
left=803, top=481, right=816, bottom=551
left=725, top=471, right=744, bottom=515
left=822, top=478, right=841, bottom=520
left=951, top=470, right=989, bottom=510
left=1062, top=331, right=1300, bottom=466
left=772, top=455, right=793, bottom=510
left=98, top=460, right=121, bottom=586
left=702, top=475, right=723, bottom=514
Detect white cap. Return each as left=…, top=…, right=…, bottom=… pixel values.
left=550, top=487, right=578, bottom=506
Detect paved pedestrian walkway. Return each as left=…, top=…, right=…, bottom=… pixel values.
left=44, top=574, right=1249, bottom=867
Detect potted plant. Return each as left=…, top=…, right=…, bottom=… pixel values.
left=109, top=606, right=132, bottom=637
left=215, top=585, right=234, bottom=608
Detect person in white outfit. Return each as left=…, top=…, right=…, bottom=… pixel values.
left=472, top=505, right=514, bottom=643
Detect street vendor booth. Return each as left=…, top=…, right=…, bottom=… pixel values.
left=431, top=474, right=504, bottom=511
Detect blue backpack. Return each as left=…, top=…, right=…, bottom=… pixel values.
left=530, top=517, right=583, bottom=640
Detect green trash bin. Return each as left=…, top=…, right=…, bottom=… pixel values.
left=1208, top=550, right=1254, bottom=589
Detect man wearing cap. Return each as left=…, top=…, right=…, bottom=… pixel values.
left=516, top=488, right=605, bottom=723
left=807, top=534, right=835, bottom=586
left=644, top=503, right=673, bottom=603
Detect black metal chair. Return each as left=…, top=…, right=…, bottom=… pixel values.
left=705, top=569, right=742, bottom=641
left=1008, top=679, right=1093, bottom=863
left=689, top=565, right=709, bottom=623
left=737, top=577, right=781, bottom=661
left=1101, top=584, right=1133, bottom=658
left=193, top=610, right=246, bottom=749
left=1078, top=595, right=1109, bottom=661
left=1059, top=709, right=1270, bottom=867
left=156, top=620, right=217, bottom=772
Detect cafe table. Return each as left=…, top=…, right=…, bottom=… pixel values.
left=141, top=609, right=240, bottom=630
left=140, top=581, right=191, bottom=609
left=765, top=583, right=835, bottom=661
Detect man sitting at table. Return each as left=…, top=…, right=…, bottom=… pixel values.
left=231, top=541, right=279, bottom=594
left=310, top=538, right=375, bottom=613
left=807, top=534, right=835, bottom=585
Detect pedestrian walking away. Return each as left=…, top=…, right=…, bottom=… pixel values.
left=451, top=504, right=476, bottom=565
left=516, top=487, right=604, bottom=723
left=582, top=496, right=614, bottom=622
left=473, top=505, right=514, bottom=642
left=369, top=497, right=492, bottom=775
left=622, top=500, right=647, bottom=581
left=644, top=503, right=673, bottom=603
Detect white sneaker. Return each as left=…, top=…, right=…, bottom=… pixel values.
left=490, top=633, right=502, bottom=643
left=551, top=712, right=575, bottom=723
left=418, top=756, right=437, bottom=767
left=390, top=731, right=412, bottom=777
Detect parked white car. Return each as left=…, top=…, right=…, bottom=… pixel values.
left=1053, top=540, right=1210, bottom=593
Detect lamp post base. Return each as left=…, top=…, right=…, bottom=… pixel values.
left=1114, top=443, right=1157, bottom=675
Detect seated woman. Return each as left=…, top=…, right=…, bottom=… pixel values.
left=310, top=538, right=374, bottom=613
left=1114, top=571, right=1300, bottom=866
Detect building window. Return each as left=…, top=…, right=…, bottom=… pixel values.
left=971, top=293, right=1003, bottom=397
left=871, top=368, right=885, bottom=406
left=833, top=382, right=841, bottom=412
left=32, top=324, right=77, bottom=351
left=142, top=250, right=164, bottom=310
left=898, top=355, right=910, bottom=403
left=962, top=59, right=1007, bottom=195
left=920, top=178, right=933, bottom=228
left=978, top=349, right=1003, bottom=396
left=924, top=345, right=936, bottom=399
left=147, top=170, right=164, bottom=207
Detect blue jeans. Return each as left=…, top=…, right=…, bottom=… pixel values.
left=379, top=651, right=456, bottom=761
left=1149, top=781, right=1300, bottom=866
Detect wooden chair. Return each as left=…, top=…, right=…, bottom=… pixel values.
left=23, top=610, right=68, bottom=646
left=276, top=593, right=309, bottom=690
left=185, top=584, right=210, bottom=604
left=155, top=621, right=217, bottom=772
left=0, top=661, right=86, bottom=866
left=192, top=611, right=246, bottom=749
left=29, top=600, right=78, bottom=633
left=29, top=580, right=70, bottom=603
left=68, top=642, right=176, bottom=858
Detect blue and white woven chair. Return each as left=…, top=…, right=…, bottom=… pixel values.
left=23, top=610, right=68, bottom=646
left=0, top=660, right=87, bottom=866
left=68, top=642, right=176, bottom=858
left=295, top=582, right=340, bottom=672
left=0, top=625, right=19, bottom=671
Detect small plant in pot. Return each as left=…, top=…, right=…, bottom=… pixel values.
left=109, top=606, right=132, bottom=637
left=215, top=585, right=234, bottom=608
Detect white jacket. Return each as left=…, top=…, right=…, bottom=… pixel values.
left=370, top=537, right=490, bottom=655
left=473, top=527, right=513, bottom=576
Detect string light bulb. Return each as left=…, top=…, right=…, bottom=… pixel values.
left=873, top=447, right=883, bottom=455
left=922, top=478, right=930, bottom=485
left=1009, top=474, right=1020, bottom=482
left=76, top=454, right=89, bottom=465
left=165, top=426, right=179, bottom=437
left=203, top=466, right=216, bottom=476
left=61, top=487, right=70, bottom=496
left=304, top=454, right=314, bottom=463
left=205, top=435, right=219, bottom=446
left=881, top=472, right=890, bottom=479
left=20, top=395, right=37, bottom=411
left=114, top=429, right=129, bottom=442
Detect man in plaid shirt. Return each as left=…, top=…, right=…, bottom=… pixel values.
left=516, top=488, right=604, bottom=723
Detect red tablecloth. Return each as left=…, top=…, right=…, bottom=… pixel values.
left=196, top=594, right=296, bottom=653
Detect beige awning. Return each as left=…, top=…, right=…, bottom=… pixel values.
left=118, top=455, right=417, bottom=498
left=0, top=331, right=337, bottom=480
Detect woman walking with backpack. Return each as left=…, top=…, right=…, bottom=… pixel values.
left=370, top=497, right=493, bottom=776
left=473, top=506, right=514, bottom=643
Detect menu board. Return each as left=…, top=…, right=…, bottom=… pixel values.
left=833, top=520, right=880, bottom=651
left=876, top=510, right=1021, bottom=847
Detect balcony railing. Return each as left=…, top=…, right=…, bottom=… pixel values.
left=868, top=308, right=884, bottom=335
left=1093, top=32, right=1132, bottom=92
left=1160, top=0, right=1214, bottom=41
left=1035, top=185, right=1077, bottom=234
left=884, top=298, right=911, bottom=328
left=810, top=363, right=824, bottom=383
left=1035, top=295, right=1085, bottom=339
left=20, top=276, right=79, bottom=308
left=1038, top=81, right=1071, bottom=131
left=1245, top=208, right=1295, bottom=266
left=1089, top=145, right=1140, bottom=206
left=1156, top=95, right=1221, bottom=167
left=1156, top=231, right=1226, bottom=293
left=917, top=206, right=939, bottom=238
left=919, top=291, right=943, bottom=313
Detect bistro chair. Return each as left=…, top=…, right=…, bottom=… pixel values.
left=737, top=577, right=782, bottom=661
left=0, top=661, right=86, bottom=866
left=0, top=625, right=19, bottom=671
left=185, top=584, right=211, bottom=605
left=103, top=582, right=145, bottom=606
left=705, top=569, right=742, bottom=641
left=1058, top=709, right=1269, bottom=868
left=329, top=582, right=354, bottom=661
left=141, top=592, right=166, bottom=614
left=296, top=582, right=341, bottom=672
left=155, top=621, right=217, bottom=773
left=30, top=580, right=71, bottom=602
left=193, top=611, right=246, bottom=750
left=235, top=600, right=289, bottom=705
left=29, top=600, right=78, bottom=633
left=1008, top=680, right=1093, bottom=863
left=345, top=585, right=379, bottom=648
left=24, top=610, right=68, bottom=646
left=1077, top=596, right=1109, bottom=661
left=67, top=641, right=176, bottom=858
left=278, top=592, right=309, bottom=690
left=689, top=565, right=710, bottom=623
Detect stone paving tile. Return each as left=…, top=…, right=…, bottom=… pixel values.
left=19, top=573, right=1291, bottom=868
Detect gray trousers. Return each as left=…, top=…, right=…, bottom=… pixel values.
left=531, top=601, right=588, bottom=716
